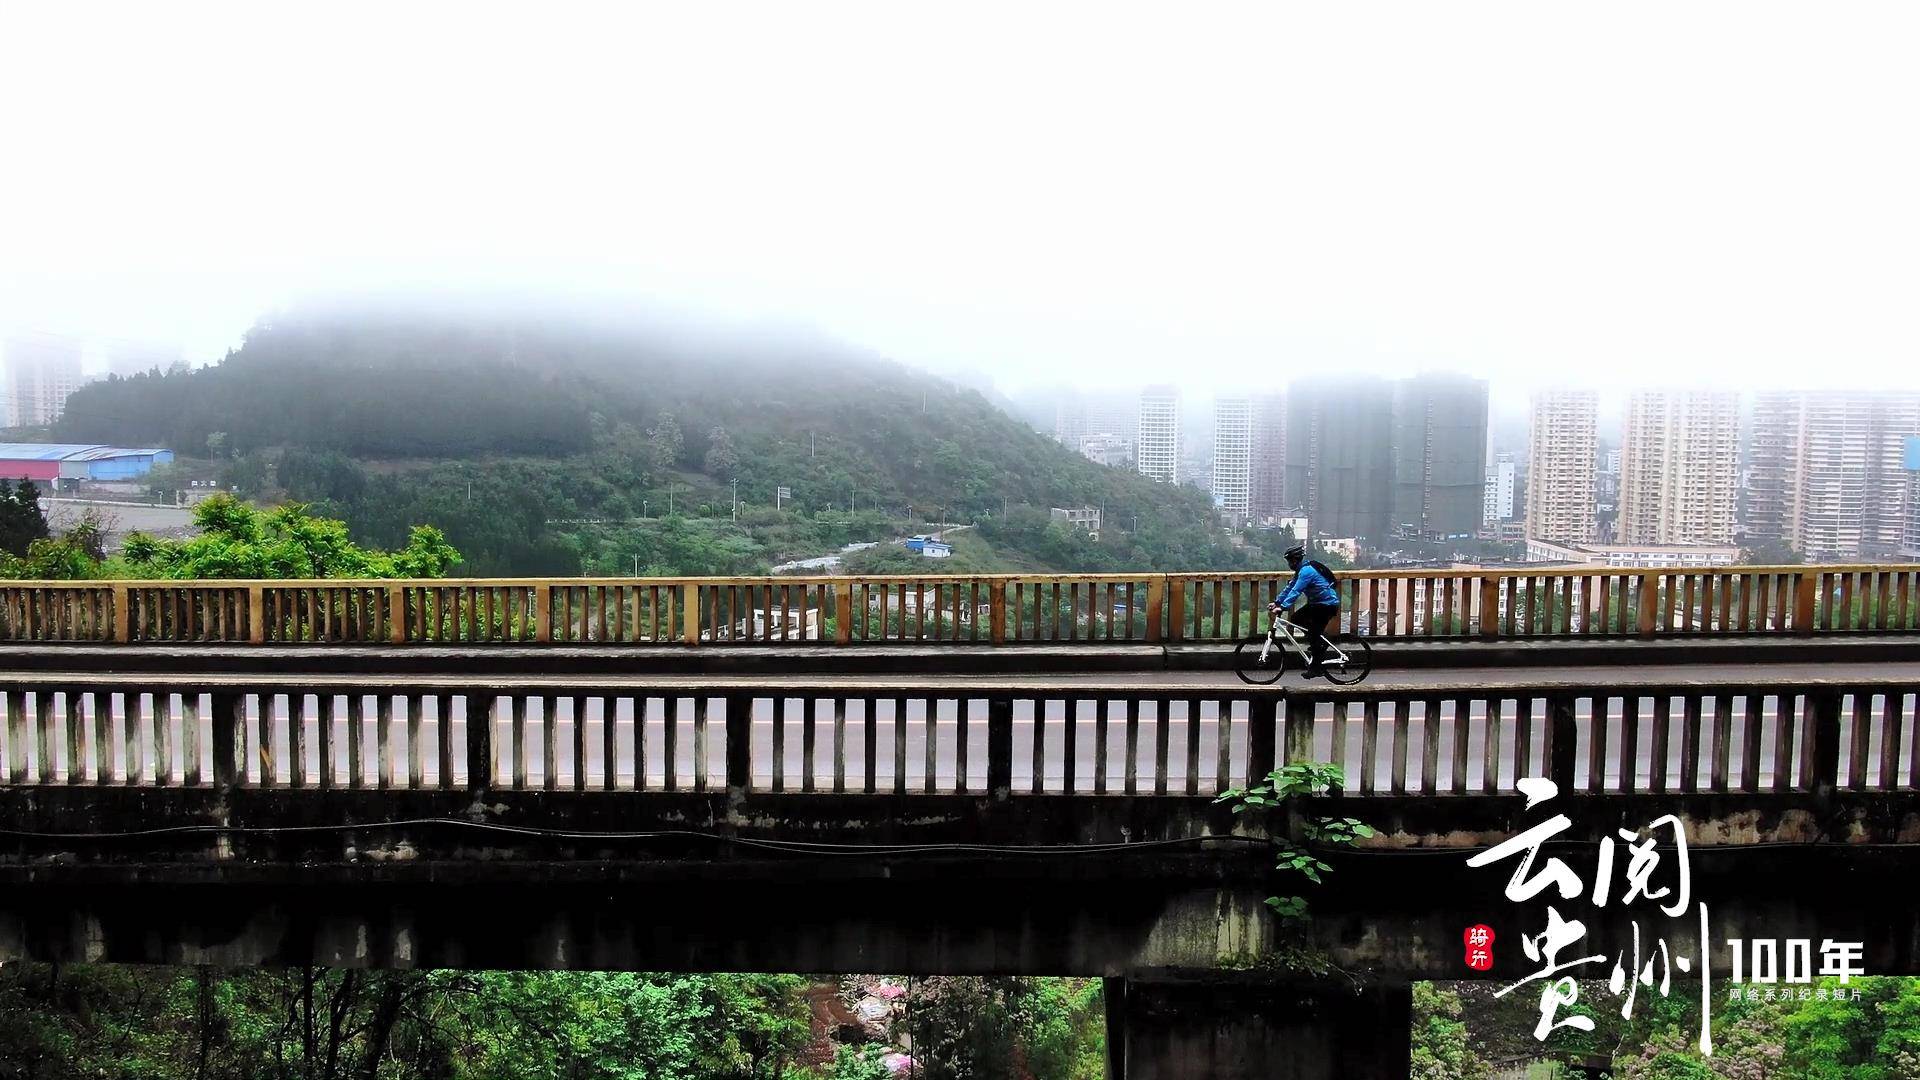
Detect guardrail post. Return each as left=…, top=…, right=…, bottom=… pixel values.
left=1547, top=694, right=1577, bottom=791
left=387, top=585, right=405, bottom=644
left=1166, top=581, right=1185, bottom=644
left=1478, top=577, right=1499, bottom=638
left=211, top=692, right=242, bottom=788
left=536, top=584, right=554, bottom=644
left=1805, top=690, right=1841, bottom=798
left=990, top=583, right=1007, bottom=644
left=249, top=586, right=266, bottom=644
left=834, top=583, right=854, bottom=645
left=1282, top=696, right=1314, bottom=766
left=725, top=694, right=753, bottom=795
left=987, top=695, right=1014, bottom=799
left=467, top=694, right=495, bottom=791
left=680, top=583, right=699, bottom=645
left=1793, top=572, right=1818, bottom=636
left=1145, top=577, right=1166, bottom=643
left=1637, top=574, right=1658, bottom=639
left=111, top=585, right=129, bottom=643
left=1247, top=696, right=1278, bottom=782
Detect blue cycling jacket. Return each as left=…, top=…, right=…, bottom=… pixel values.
left=1276, top=563, right=1340, bottom=608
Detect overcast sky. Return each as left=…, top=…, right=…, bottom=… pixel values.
left=2, top=2, right=1915, bottom=403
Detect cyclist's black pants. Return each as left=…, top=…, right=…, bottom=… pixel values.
left=1291, top=604, right=1340, bottom=666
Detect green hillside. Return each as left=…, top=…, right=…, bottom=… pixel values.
left=56, top=305, right=1285, bottom=575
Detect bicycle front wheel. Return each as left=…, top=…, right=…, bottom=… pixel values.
left=1320, top=635, right=1373, bottom=685
left=1234, top=633, right=1288, bottom=685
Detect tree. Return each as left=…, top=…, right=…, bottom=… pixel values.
left=0, top=478, right=50, bottom=557
left=705, top=424, right=740, bottom=478
left=1409, top=982, right=1492, bottom=1080
left=118, top=494, right=460, bottom=580
left=1741, top=538, right=1803, bottom=566
left=649, top=412, right=686, bottom=472
left=0, top=508, right=111, bottom=580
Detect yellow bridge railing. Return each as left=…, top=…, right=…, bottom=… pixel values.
left=0, top=565, right=1915, bottom=646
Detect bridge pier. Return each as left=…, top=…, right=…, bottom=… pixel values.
left=1105, top=978, right=1410, bottom=1080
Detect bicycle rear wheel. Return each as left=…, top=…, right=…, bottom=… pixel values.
left=1320, top=635, right=1373, bottom=685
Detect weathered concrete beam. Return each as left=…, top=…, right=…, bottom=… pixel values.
left=0, top=787, right=1915, bottom=979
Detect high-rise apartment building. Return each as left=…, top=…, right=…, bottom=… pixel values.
left=1285, top=378, right=1395, bottom=542
left=1743, top=392, right=1799, bottom=545
left=1210, top=396, right=1253, bottom=519
left=1902, top=436, right=1920, bottom=559
left=1525, top=390, right=1599, bottom=544
left=1053, top=393, right=1135, bottom=451
left=1248, top=393, right=1287, bottom=522
left=1904, top=434, right=1920, bottom=557
left=1745, top=391, right=1920, bottom=559
left=1617, top=390, right=1739, bottom=545
left=1484, top=453, right=1516, bottom=526
left=4, top=336, right=86, bottom=427
left=1135, top=386, right=1181, bottom=484
left=1390, top=374, right=1489, bottom=542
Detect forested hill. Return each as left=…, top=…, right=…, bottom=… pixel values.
left=53, top=306, right=1244, bottom=575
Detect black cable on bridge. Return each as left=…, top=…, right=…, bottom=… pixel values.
left=0, top=817, right=1276, bottom=856
left=0, top=818, right=1896, bottom=857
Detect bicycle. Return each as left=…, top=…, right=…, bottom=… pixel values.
left=1233, top=609, right=1373, bottom=685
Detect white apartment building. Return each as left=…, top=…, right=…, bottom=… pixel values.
left=1746, top=391, right=1920, bottom=559
left=1211, top=396, right=1253, bottom=519
left=1903, top=436, right=1920, bottom=558
left=1054, top=394, right=1135, bottom=451
left=1618, top=390, right=1739, bottom=545
left=1525, top=390, right=1598, bottom=544
left=4, top=337, right=86, bottom=427
left=1524, top=539, right=1739, bottom=569
left=1483, top=454, right=1516, bottom=525
left=1136, top=386, right=1181, bottom=483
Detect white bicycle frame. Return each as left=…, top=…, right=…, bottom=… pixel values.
left=1257, top=612, right=1353, bottom=668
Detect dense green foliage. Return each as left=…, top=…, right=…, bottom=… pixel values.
left=1410, top=983, right=1491, bottom=1080
left=54, top=307, right=1262, bottom=576
left=1421, top=976, right=1920, bottom=1078
left=0, top=965, right=813, bottom=1079
left=0, top=966, right=1105, bottom=1080
left=0, top=478, right=50, bottom=558
left=902, top=977, right=1105, bottom=1080
left=117, top=495, right=459, bottom=580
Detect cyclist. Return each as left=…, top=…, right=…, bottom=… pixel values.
left=1270, top=543, right=1341, bottom=678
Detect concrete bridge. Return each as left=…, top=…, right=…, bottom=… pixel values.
left=0, top=657, right=1916, bottom=1078
left=2, top=565, right=1917, bottom=1075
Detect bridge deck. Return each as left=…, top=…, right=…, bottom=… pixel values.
left=2, top=634, right=1916, bottom=677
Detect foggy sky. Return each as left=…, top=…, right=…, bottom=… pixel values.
left=2, top=2, right=1916, bottom=404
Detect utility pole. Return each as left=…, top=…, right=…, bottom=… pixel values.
left=466, top=480, right=472, bottom=502
left=643, top=498, right=649, bottom=517
left=632, top=554, right=640, bottom=576
left=731, top=478, right=738, bottom=522
left=668, top=486, right=674, bottom=515
left=810, top=431, right=816, bottom=458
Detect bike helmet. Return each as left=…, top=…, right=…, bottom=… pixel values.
left=1283, top=544, right=1306, bottom=561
